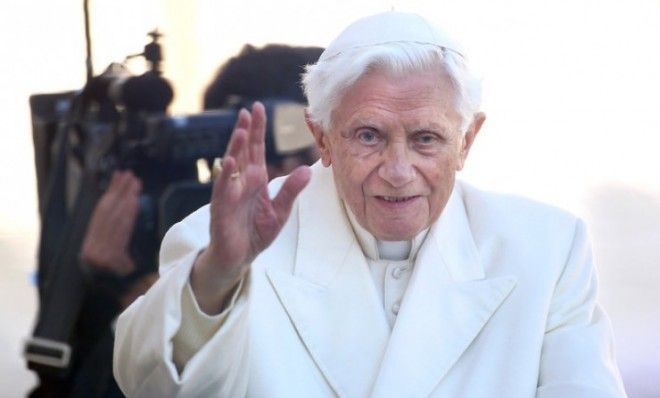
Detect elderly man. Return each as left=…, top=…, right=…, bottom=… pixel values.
left=113, top=12, right=626, bottom=397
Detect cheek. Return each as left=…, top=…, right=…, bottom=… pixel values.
left=347, top=139, right=383, bottom=159
left=421, top=157, right=459, bottom=208
left=337, top=165, right=368, bottom=198
left=331, top=139, right=377, bottom=178
left=331, top=158, right=376, bottom=213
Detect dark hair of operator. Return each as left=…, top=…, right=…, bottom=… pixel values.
left=203, top=44, right=324, bottom=177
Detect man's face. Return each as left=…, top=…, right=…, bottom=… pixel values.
left=309, top=69, right=484, bottom=241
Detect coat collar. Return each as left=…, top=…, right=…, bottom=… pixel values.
left=267, top=163, right=389, bottom=398
left=267, top=164, right=517, bottom=397
left=370, top=183, right=517, bottom=397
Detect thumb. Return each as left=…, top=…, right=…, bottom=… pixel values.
left=271, top=166, right=311, bottom=223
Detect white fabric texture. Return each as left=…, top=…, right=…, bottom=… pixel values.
left=171, top=279, right=244, bottom=372
left=171, top=202, right=423, bottom=357
left=346, top=205, right=428, bottom=328
left=114, top=162, right=626, bottom=397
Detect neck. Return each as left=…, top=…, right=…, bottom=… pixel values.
left=344, top=203, right=429, bottom=261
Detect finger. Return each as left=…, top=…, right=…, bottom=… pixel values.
left=211, top=155, right=241, bottom=204
left=95, top=174, right=139, bottom=219
left=249, top=102, right=267, bottom=165
left=271, top=166, right=311, bottom=223
left=114, top=170, right=140, bottom=198
left=101, top=189, right=140, bottom=238
left=104, top=173, right=141, bottom=220
left=102, top=171, right=123, bottom=204
left=235, top=107, right=251, bottom=131
left=130, top=175, right=142, bottom=195
left=224, top=108, right=251, bottom=165
left=119, top=190, right=141, bottom=227
left=109, top=170, right=120, bottom=189
left=121, top=175, right=142, bottom=202
left=226, top=128, right=248, bottom=170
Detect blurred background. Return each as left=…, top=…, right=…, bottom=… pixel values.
left=1, top=0, right=658, bottom=396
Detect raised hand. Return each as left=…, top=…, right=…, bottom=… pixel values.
left=191, top=102, right=311, bottom=314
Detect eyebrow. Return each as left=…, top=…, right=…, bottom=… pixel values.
left=349, top=116, right=382, bottom=129
left=408, top=123, right=451, bottom=136
left=346, top=116, right=453, bottom=137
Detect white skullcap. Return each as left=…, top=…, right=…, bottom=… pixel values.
left=319, top=11, right=464, bottom=61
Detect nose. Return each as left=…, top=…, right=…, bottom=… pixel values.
left=377, top=142, right=416, bottom=188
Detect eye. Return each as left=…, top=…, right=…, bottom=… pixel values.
left=414, top=132, right=440, bottom=145
left=356, top=129, right=380, bottom=145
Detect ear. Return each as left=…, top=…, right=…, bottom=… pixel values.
left=457, top=112, right=486, bottom=170
left=305, top=110, right=332, bottom=167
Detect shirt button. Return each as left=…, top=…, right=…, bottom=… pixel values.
left=391, top=265, right=408, bottom=279
left=392, top=301, right=401, bottom=315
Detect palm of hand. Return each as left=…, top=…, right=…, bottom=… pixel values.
left=199, top=102, right=311, bottom=291
left=210, top=163, right=276, bottom=273
left=81, top=170, right=142, bottom=276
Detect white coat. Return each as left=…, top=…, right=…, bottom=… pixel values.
left=114, top=162, right=626, bottom=397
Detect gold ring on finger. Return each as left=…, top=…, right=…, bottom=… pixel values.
left=211, top=159, right=224, bottom=178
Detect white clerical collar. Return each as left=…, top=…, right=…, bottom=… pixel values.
left=344, top=202, right=429, bottom=261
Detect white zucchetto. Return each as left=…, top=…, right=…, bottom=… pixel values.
left=319, top=11, right=465, bottom=61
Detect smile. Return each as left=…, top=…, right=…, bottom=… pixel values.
left=377, top=195, right=419, bottom=203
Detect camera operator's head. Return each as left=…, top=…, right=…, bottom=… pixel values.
left=204, top=44, right=323, bottom=179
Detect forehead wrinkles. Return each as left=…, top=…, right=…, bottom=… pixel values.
left=353, top=71, right=448, bottom=107
left=338, top=92, right=457, bottom=138
left=331, top=70, right=460, bottom=131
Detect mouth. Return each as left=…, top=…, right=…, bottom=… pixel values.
left=376, top=195, right=420, bottom=203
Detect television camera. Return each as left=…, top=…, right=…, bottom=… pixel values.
left=24, top=29, right=309, bottom=376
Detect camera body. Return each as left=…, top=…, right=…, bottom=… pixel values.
left=26, top=30, right=313, bottom=375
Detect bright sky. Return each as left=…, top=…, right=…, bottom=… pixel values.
left=0, top=1, right=659, bottom=395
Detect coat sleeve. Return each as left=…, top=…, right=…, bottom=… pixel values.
left=113, top=205, right=250, bottom=397
left=536, top=219, right=627, bottom=398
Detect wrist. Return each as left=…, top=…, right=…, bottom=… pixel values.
left=190, top=248, right=245, bottom=314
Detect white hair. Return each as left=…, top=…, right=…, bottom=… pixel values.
left=301, top=42, right=482, bottom=133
